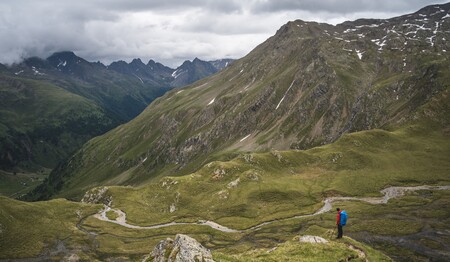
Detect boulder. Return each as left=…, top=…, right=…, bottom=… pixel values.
left=150, top=234, right=215, bottom=262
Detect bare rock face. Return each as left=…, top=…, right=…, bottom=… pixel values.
left=149, top=234, right=215, bottom=262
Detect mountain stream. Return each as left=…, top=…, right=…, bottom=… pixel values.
left=93, top=185, right=450, bottom=233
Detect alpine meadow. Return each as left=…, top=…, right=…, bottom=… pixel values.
left=1, top=2, right=450, bottom=262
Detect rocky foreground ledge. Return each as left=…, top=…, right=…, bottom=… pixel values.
left=146, top=234, right=215, bottom=262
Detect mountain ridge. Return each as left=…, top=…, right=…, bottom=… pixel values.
left=27, top=2, right=450, bottom=200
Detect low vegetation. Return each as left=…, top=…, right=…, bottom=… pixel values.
left=1, top=115, right=448, bottom=260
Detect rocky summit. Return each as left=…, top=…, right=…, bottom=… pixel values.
left=30, top=3, right=450, bottom=200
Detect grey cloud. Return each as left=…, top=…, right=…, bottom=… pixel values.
left=0, top=0, right=448, bottom=67
left=92, top=0, right=242, bottom=13
left=251, top=0, right=448, bottom=14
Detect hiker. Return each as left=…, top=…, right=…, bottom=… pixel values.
left=336, top=208, right=343, bottom=238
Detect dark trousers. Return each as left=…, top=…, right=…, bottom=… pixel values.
left=337, top=225, right=343, bottom=238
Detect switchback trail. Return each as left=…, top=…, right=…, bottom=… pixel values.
left=92, top=185, right=450, bottom=233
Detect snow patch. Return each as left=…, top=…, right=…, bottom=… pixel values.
left=343, top=28, right=357, bottom=33
left=57, top=61, right=67, bottom=67
left=142, top=157, right=148, bottom=163
left=133, top=74, right=144, bottom=84
left=355, top=24, right=380, bottom=28
left=172, top=69, right=183, bottom=78
left=276, top=80, right=295, bottom=110
left=176, top=90, right=184, bottom=94
left=443, top=13, right=450, bottom=19
left=433, top=21, right=440, bottom=34
left=240, top=134, right=251, bottom=142
left=207, top=98, right=215, bottom=105
left=371, top=39, right=387, bottom=50
left=15, top=70, right=24, bottom=75
left=426, top=36, right=436, bottom=47
left=31, top=66, right=44, bottom=75
left=356, top=50, right=364, bottom=60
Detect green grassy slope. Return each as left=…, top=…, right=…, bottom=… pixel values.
left=0, top=75, right=116, bottom=196
left=1, top=116, right=448, bottom=260
left=0, top=196, right=100, bottom=260
left=94, top=119, right=450, bottom=228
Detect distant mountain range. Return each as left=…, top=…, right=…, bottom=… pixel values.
left=0, top=52, right=233, bottom=172
left=108, top=57, right=234, bottom=88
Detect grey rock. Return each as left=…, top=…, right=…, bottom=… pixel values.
left=150, top=234, right=215, bottom=262
left=298, top=235, right=329, bottom=244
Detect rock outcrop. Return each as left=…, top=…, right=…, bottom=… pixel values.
left=298, top=235, right=329, bottom=244
left=81, top=187, right=111, bottom=205
left=149, top=234, right=215, bottom=262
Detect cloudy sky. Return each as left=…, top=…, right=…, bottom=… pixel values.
left=0, top=0, right=447, bottom=67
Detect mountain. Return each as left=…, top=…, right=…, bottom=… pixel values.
left=8, top=51, right=168, bottom=121
left=0, top=52, right=233, bottom=196
left=0, top=52, right=172, bottom=173
left=170, top=57, right=220, bottom=87
left=208, top=58, right=235, bottom=71
left=28, top=3, right=450, bottom=200
left=108, top=58, right=174, bottom=87
left=108, top=57, right=233, bottom=88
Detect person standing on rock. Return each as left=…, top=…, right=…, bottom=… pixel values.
left=336, top=208, right=343, bottom=238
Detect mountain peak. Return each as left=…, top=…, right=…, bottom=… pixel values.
left=47, top=51, right=77, bottom=60
left=130, top=58, right=144, bottom=66
left=415, top=2, right=450, bottom=15
left=46, top=51, right=87, bottom=69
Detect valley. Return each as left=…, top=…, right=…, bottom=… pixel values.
left=1, top=118, right=450, bottom=260
left=0, top=54, right=232, bottom=197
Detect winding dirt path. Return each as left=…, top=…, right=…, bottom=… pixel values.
left=93, top=185, right=450, bottom=233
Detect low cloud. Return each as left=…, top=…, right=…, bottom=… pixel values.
left=0, top=0, right=447, bottom=67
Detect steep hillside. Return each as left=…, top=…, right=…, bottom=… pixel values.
left=0, top=52, right=170, bottom=178
left=0, top=75, right=116, bottom=171
left=29, top=3, right=450, bottom=200
left=0, top=53, right=233, bottom=196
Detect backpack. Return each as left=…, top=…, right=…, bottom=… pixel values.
left=340, top=210, right=348, bottom=226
